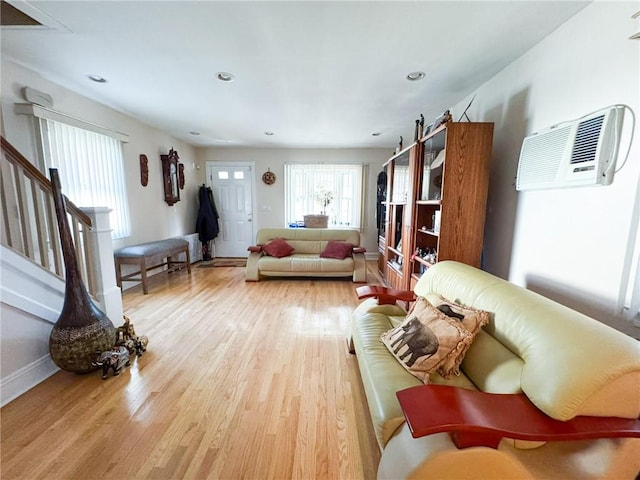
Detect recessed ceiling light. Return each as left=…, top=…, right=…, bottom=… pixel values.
left=264, top=131, right=274, bottom=136
left=87, top=74, right=107, bottom=83
left=216, top=72, right=235, bottom=82
left=372, top=132, right=382, bottom=136
left=406, top=71, right=425, bottom=81
left=189, top=131, right=201, bottom=136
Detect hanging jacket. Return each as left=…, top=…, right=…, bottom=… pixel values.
left=196, top=185, right=220, bottom=242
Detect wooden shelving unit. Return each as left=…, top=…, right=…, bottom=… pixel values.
left=380, top=122, right=494, bottom=290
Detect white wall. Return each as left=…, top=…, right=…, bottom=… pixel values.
left=195, top=147, right=390, bottom=253
left=1, top=60, right=201, bottom=251
left=450, top=2, right=640, bottom=336
left=0, top=246, right=63, bottom=406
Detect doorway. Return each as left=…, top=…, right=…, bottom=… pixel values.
left=205, top=162, right=256, bottom=258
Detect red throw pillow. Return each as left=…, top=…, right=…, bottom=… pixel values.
left=320, top=241, right=353, bottom=259
left=247, top=245, right=262, bottom=253
left=262, top=238, right=294, bottom=258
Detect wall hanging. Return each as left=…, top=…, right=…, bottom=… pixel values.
left=160, top=148, right=180, bottom=205
left=139, top=154, right=149, bottom=186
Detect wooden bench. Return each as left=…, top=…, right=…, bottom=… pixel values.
left=114, top=239, right=191, bottom=294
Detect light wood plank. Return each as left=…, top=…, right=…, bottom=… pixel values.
left=1, top=262, right=383, bottom=479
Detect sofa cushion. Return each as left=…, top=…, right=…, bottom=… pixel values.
left=381, top=297, right=473, bottom=383
left=320, top=240, right=353, bottom=259
left=263, top=238, right=294, bottom=258
left=257, top=254, right=354, bottom=273
left=256, top=227, right=360, bottom=246
left=429, top=295, right=490, bottom=378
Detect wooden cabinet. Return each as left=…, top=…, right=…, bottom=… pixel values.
left=381, top=122, right=493, bottom=290
left=382, top=143, right=419, bottom=290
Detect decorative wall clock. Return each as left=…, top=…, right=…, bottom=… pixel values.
left=262, top=169, right=276, bottom=185
left=160, top=148, right=180, bottom=206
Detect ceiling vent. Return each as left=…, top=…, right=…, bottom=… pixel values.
left=516, top=106, right=626, bottom=191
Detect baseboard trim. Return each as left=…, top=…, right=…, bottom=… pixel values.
left=0, top=354, right=59, bottom=407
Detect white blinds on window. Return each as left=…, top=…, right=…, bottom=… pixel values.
left=40, top=119, right=131, bottom=239
left=284, top=163, right=365, bottom=229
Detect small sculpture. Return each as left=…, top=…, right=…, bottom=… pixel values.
left=432, top=110, right=453, bottom=130
left=116, top=316, right=137, bottom=345
left=122, top=338, right=136, bottom=355
left=92, top=346, right=130, bottom=380
left=135, top=336, right=149, bottom=356
left=115, top=316, right=149, bottom=357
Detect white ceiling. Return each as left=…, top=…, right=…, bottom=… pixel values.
left=2, top=1, right=590, bottom=149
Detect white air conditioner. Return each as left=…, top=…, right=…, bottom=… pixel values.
left=516, top=106, right=625, bottom=191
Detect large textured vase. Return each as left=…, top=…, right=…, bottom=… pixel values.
left=49, top=168, right=116, bottom=373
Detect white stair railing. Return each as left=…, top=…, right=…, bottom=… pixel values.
left=1, top=136, right=122, bottom=320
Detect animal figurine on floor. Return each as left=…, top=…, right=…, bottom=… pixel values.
left=115, top=316, right=149, bottom=357
left=391, top=317, right=439, bottom=367
left=116, top=316, right=137, bottom=344
left=121, top=338, right=136, bottom=355
left=92, top=346, right=130, bottom=380
left=134, top=335, right=149, bottom=356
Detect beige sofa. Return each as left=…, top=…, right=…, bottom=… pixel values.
left=350, top=260, right=640, bottom=479
left=245, top=228, right=366, bottom=282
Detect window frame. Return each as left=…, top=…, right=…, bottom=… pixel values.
left=284, top=163, right=366, bottom=230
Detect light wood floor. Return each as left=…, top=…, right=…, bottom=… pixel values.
left=1, top=262, right=383, bottom=479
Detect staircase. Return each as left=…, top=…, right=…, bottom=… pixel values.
left=0, top=136, right=122, bottom=406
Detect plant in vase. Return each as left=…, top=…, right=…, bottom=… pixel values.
left=315, top=186, right=334, bottom=215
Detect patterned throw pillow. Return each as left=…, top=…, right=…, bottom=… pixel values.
left=262, top=238, right=294, bottom=258
left=320, top=241, right=353, bottom=259
left=430, top=295, right=491, bottom=378
left=381, top=297, right=473, bottom=383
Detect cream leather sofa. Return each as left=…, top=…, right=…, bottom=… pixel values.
left=245, top=228, right=366, bottom=282
left=350, top=261, right=640, bottom=479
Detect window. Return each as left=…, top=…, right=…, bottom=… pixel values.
left=38, top=117, right=131, bottom=239
left=284, top=163, right=366, bottom=229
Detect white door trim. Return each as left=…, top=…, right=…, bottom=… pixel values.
left=205, top=161, right=257, bottom=256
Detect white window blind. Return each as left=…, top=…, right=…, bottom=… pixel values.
left=40, top=118, right=131, bottom=239
left=284, top=163, right=366, bottom=229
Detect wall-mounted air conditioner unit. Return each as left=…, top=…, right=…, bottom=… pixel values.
left=516, top=106, right=625, bottom=191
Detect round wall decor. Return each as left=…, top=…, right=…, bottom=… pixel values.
left=262, top=169, right=276, bottom=185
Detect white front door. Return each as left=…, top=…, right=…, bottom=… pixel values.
left=206, top=162, right=255, bottom=258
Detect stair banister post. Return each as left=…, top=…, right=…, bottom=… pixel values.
left=80, top=207, right=123, bottom=323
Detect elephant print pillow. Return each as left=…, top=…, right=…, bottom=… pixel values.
left=380, top=297, right=473, bottom=383
left=430, top=295, right=490, bottom=378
